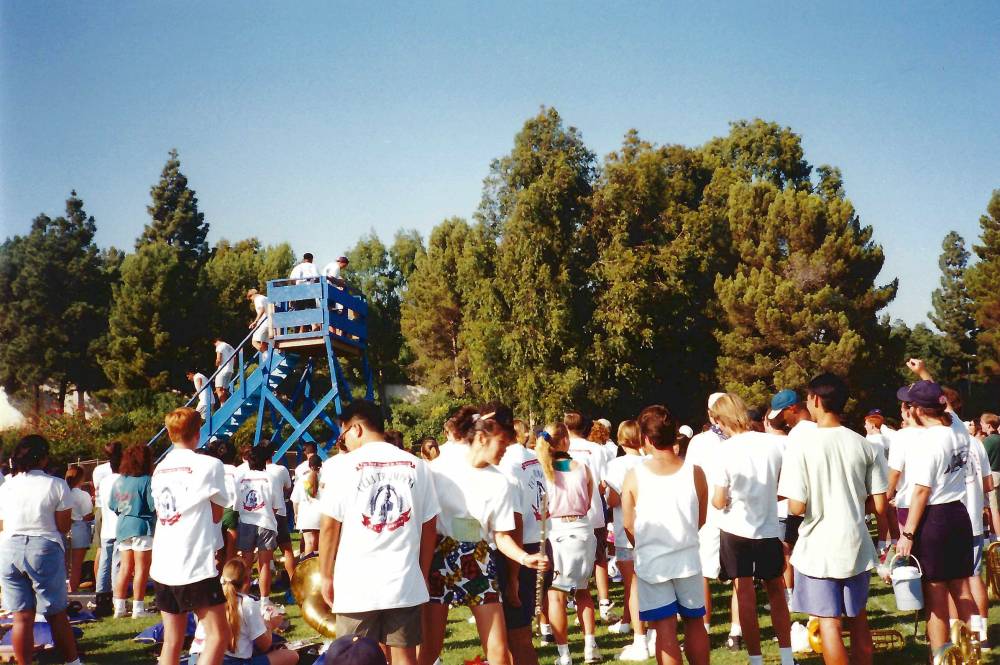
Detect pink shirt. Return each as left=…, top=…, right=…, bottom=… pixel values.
left=548, top=462, right=590, bottom=518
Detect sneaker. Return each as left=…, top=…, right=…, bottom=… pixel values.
left=616, top=644, right=647, bottom=662
left=646, top=630, right=657, bottom=659
left=725, top=634, right=744, bottom=652
left=607, top=621, right=632, bottom=635
left=555, top=655, right=573, bottom=665
left=131, top=607, right=156, bottom=618
left=599, top=601, right=615, bottom=621
left=584, top=645, right=603, bottom=663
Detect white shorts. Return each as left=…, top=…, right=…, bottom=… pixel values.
left=548, top=519, right=596, bottom=592
left=196, top=401, right=209, bottom=418
left=636, top=573, right=706, bottom=621
left=118, top=535, right=153, bottom=552
left=253, top=321, right=269, bottom=343
left=698, top=524, right=721, bottom=579
left=215, top=370, right=234, bottom=389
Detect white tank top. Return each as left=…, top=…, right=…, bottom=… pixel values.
left=634, top=460, right=702, bottom=582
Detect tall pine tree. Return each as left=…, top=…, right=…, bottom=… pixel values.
left=929, top=231, right=976, bottom=387
left=967, top=190, right=1000, bottom=380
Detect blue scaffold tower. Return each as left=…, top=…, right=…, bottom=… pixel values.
left=148, top=276, right=375, bottom=462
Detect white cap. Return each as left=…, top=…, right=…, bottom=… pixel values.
left=596, top=418, right=611, bottom=430
left=707, top=392, right=726, bottom=410
left=678, top=425, right=694, bottom=438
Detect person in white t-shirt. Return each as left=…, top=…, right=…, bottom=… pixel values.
left=435, top=406, right=478, bottom=463
left=317, top=400, right=440, bottom=665
left=189, top=558, right=298, bottom=665
left=213, top=338, right=237, bottom=402
left=187, top=370, right=214, bottom=421
left=604, top=420, right=649, bottom=660
left=863, top=409, right=898, bottom=558
left=322, top=255, right=349, bottom=283
left=236, top=447, right=283, bottom=601
left=621, top=405, right=710, bottom=665
left=91, top=440, right=121, bottom=605
left=64, top=464, right=94, bottom=592
left=247, top=289, right=270, bottom=353
left=151, top=407, right=232, bottom=665
left=291, top=455, right=323, bottom=555
left=424, top=404, right=548, bottom=665
left=710, top=394, right=793, bottom=665
left=777, top=373, right=887, bottom=664
left=263, top=446, right=296, bottom=589
left=293, top=442, right=318, bottom=482
left=565, top=411, right=612, bottom=628
left=684, top=392, right=740, bottom=644
left=289, top=253, right=321, bottom=332
left=95, top=457, right=122, bottom=614
left=0, top=435, right=82, bottom=665
left=894, top=379, right=977, bottom=654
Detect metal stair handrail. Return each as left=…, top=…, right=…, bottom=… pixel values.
left=146, top=316, right=267, bottom=451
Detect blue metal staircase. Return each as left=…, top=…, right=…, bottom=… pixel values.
left=200, top=350, right=299, bottom=443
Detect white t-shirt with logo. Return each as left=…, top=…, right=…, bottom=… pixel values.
left=215, top=341, right=236, bottom=374
left=568, top=436, right=608, bottom=528
left=605, top=453, right=646, bottom=550
left=713, top=431, right=784, bottom=540
left=98, top=473, right=121, bottom=540
left=190, top=593, right=266, bottom=659
left=0, top=470, right=72, bottom=547
left=265, top=463, right=292, bottom=516
left=497, top=443, right=547, bottom=545
left=289, top=261, right=319, bottom=281
left=70, top=487, right=94, bottom=522
left=684, top=429, right=724, bottom=527
left=777, top=425, right=888, bottom=579
left=430, top=451, right=515, bottom=542
left=887, top=427, right=922, bottom=509
left=321, top=442, right=441, bottom=613
left=236, top=468, right=281, bottom=531
left=150, top=448, right=230, bottom=586
left=909, top=424, right=970, bottom=506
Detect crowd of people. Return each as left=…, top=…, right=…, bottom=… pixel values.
left=0, top=356, right=998, bottom=665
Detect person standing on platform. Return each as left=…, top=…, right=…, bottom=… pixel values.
left=777, top=373, right=887, bottom=665
left=289, top=253, right=320, bottom=332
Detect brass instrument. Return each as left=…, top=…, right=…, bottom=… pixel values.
left=985, top=542, right=1000, bottom=601
left=950, top=620, right=981, bottom=665
left=932, top=644, right=965, bottom=665
left=788, top=619, right=904, bottom=661
left=290, top=556, right=338, bottom=638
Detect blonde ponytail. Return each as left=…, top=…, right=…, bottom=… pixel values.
left=535, top=422, right=569, bottom=483
left=220, top=558, right=248, bottom=652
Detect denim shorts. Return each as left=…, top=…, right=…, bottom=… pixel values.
left=0, top=535, right=69, bottom=614
left=69, top=521, right=93, bottom=549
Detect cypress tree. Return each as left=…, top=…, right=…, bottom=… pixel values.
left=929, top=231, right=976, bottom=387
left=967, top=190, right=1000, bottom=379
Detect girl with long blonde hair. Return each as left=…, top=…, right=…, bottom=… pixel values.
left=188, top=558, right=299, bottom=665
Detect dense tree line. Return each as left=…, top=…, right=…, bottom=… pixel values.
left=1, top=109, right=996, bottom=429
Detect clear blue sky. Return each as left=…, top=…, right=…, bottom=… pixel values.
left=2, top=2, right=998, bottom=325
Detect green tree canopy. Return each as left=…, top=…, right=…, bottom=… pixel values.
left=929, top=231, right=976, bottom=386
left=967, top=190, right=1000, bottom=380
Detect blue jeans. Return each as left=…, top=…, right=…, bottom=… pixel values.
left=95, top=538, right=121, bottom=594
left=0, top=534, right=68, bottom=614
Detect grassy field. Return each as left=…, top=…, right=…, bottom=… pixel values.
left=16, top=535, right=1000, bottom=664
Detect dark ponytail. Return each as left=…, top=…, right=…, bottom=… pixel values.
left=11, top=434, right=49, bottom=474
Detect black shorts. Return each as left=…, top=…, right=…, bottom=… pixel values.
left=495, top=542, right=552, bottom=630
left=912, top=501, right=973, bottom=581
left=154, top=576, right=225, bottom=614
left=781, top=515, right=804, bottom=547
left=719, top=532, right=784, bottom=581
left=276, top=514, right=292, bottom=546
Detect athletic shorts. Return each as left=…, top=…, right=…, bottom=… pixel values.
left=636, top=573, right=706, bottom=622
left=548, top=519, right=597, bottom=593
left=495, top=542, right=552, bottom=630
left=336, top=604, right=422, bottom=648
left=594, top=526, right=609, bottom=565
left=616, top=546, right=634, bottom=563
left=221, top=508, right=239, bottom=531
left=697, top=524, right=721, bottom=579
left=215, top=370, right=234, bottom=389
left=790, top=569, right=869, bottom=618
left=427, top=536, right=500, bottom=607
left=718, top=532, right=784, bottom=581
left=237, top=523, right=277, bottom=553
left=154, top=576, right=225, bottom=615
left=973, top=535, right=985, bottom=576
left=780, top=515, right=804, bottom=547
left=912, top=501, right=973, bottom=581
left=275, top=514, right=292, bottom=546
left=118, top=535, right=154, bottom=551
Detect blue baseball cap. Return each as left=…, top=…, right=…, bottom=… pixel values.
left=767, top=389, right=800, bottom=419
left=321, top=635, right=387, bottom=665
left=896, top=380, right=945, bottom=409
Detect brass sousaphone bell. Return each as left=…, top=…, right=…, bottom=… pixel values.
left=291, top=557, right=338, bottom=638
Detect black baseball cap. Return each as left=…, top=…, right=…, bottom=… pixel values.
left=322, top=635, right=387, bottom=665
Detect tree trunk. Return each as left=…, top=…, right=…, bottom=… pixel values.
left=77, top=389, right=87, bottom=421
left=57, top=380, right=68, bottom=415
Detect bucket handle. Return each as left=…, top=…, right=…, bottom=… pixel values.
left=888, top=553, right=923, bottom=576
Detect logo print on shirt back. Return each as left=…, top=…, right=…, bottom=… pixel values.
left=155, top=487, right=180, bottom=525
left=361, top=483, right=411, bottom=533
left=243, top=487, right=264, bottom=512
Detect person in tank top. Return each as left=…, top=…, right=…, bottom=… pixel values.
left=535, top=422, right=599, bottom=665
left=621, top=405, right=709, bottom=665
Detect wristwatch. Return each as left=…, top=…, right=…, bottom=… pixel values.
left=901, top=531, right=914, bottom=540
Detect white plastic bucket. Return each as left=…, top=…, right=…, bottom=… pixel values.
left=889, top=554, right=924, bottom=611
